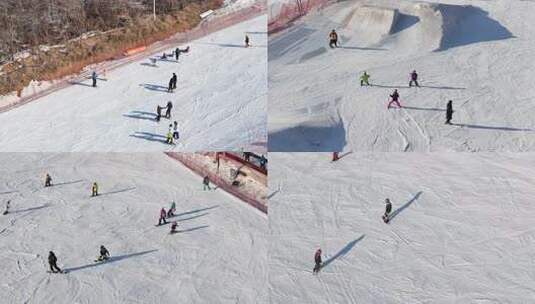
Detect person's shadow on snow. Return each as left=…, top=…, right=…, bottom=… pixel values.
left=322, top=235, right=366, bottom=270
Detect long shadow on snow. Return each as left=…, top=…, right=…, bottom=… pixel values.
left=389, top=191, right=423, bottom=222
left=198, top=42, right=266, bottom=48
left=322, top=235, right=365, bottom=269
left=140, top=83, right=169, bottom=92
left=269, top=123, right=347, bottom=152
left=63, top=249, right=158, bottom=273
left=140, top=62, right=158, bottom=68
left=338, top=46, right=387, bottom=51
left=177, top=225, right=209, bottom=233
left=452, top=123, right=533, bottom=132
left=436, top=5, right=515, bottom=51
left=176, top=212, right=209, bottom=222
left=0, top=190, right=18, bottom=195
left=391, top=13, right=420, bottom=34
left=98, top=187, right=136, bottom=197
left=130, top=132, right=168, bottom=144
left=169, top=205, right=219, bottom=219
left=68, top=81, right=93, bottom=87
left=10, top=203, right=50, bottom=214
left=403, top=106, right=445, bottom=112
left=419, top=85, right=466, bottom=90
left=123, top=112, right=157, bottom=122
left=54, top=180, right=84, bottom=187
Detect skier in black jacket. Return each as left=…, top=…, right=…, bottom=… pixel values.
left=48, top=251, right=62, bottom=273
left=446, top=100, right=453, bottom=124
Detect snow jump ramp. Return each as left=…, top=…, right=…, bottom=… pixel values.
left=338, top=1, right=513, bottom=52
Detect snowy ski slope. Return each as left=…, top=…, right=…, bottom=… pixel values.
left=0, top=15, right=267, bottom=152
left=269, top=152, right=535, bottom=303
left=269, top=0, right=535, bottom=152
left=0, top=153, right=267, bottom=303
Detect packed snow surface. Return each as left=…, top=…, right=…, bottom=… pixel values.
left=0, top=153, right=267, bottom=303
left=269, top=152, right=535, bottom=303
left=0, top=15, right=267, bottom=152
left=268, top=0, right=535, bottom=152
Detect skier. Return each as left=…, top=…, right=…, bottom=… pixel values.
left=259, top=155, right=267, bottom=170
left=3, top=200, right=10, bottom=215
left=48, top=251, right=62, bottom=273
left=156, top=105, right=162, bottom=122
left=91, top=71, right=97, bottom=87
left=383, top=198, right=392, bottom=223
left=170, top=221, right=178, bottom=234
left=387, top=89, right=402, bottom=109
left=329, top=30, right=338, bottom=48
left=91, top=182, right=99, bottom=197
left=175, top=48, right=180, bottom=61
left=167, top=77, right=174, bottom=93
left=360, top=71, right=370, bottom=86
left=203, top=176, right=211, bottom=190
left=150, top=57, right=157, bottom=66
left=172, top=121, right=179, bottom=140
left=166, top=129, right=174, bottom=145
left=313, top=248, right=322, bottom=273
left=162, top=52, right=167, bottom=60
left=165, top=101, right=173, bottom=119
left=409, top=70, right=419, bottom=87
left=167, top=201, right=176, bottom=217
left=158, top=207, right=167, bottom=225
left=44, top=173, right=52, bottom=187
left=245, top=34, right=250, bottom=48
left=446, top=100, right=453, bottom=125
left=171, top=73, right=177, bottom=90
left=332, top=152, right=339, bottom=162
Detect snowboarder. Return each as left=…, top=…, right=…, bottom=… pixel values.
left=329, top=30, right=338, bottom=48
left=409, top=70, right=419, bottom=87
left=171, top=73, right=177, bottom=90
left=172, top=121, right=179, bottom=140
left=158, top=208, right=167, bottom=225
left=156, top=105, right=162, bottom=122
left=161, top=52, right=167, bottom=60
left=203, top=176, right=211, bottom=190
left=360, top=71, right=370, bottom=86
left=44, top=173, right=52, bottom=187
left=3, top=200, right=10, bottom=215
left=48, top=251, right=62, bottom=273
left=91, top=182, right=99, bottom=197
left=175, top=48, right=180, bottom=61
left=245, top=34, right=250, bottom=48
left=387, top=89, right=402, bottom=109
left=170, top=221, right=178, bottom=233
left=91, top=71, right=97, bottom=87
left=167, top=201, right=176, bottom=217
left=313, top=248, right=322, bottom=273
left=165, top=101, right=173, bottom=118
left=96, top=245, right=110, bottom=262
left=383, top=198, right=393, bottom=223
left=167, top=77, right=174, bottom=93
left=446, top=100, right=453, bottom=125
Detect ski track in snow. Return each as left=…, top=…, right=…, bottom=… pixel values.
left=269, top=152, right=535, bottom=303
left=0, top=154, right=267, bottom=304
left=269, top=0, right=535, bottom=152
left=0, top=15, right=267, bottom=152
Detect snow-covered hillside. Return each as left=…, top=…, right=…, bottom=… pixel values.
left=0, top=15, right=267, bottom=152
left=269, top=0, right=535, bottom=152
left=269, top=152, right=535, bottom=303
left=0, top=153, right=267, bottom=303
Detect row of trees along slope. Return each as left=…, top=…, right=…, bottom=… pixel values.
left=0, top=0, right=223, bottom=95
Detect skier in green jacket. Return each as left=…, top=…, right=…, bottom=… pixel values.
left=360, top=71, right=370, bottom=86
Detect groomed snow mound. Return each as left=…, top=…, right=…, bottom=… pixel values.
left=0, top=153, right=267, bottom=304
left=269, top=0, right=529, bottom=152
